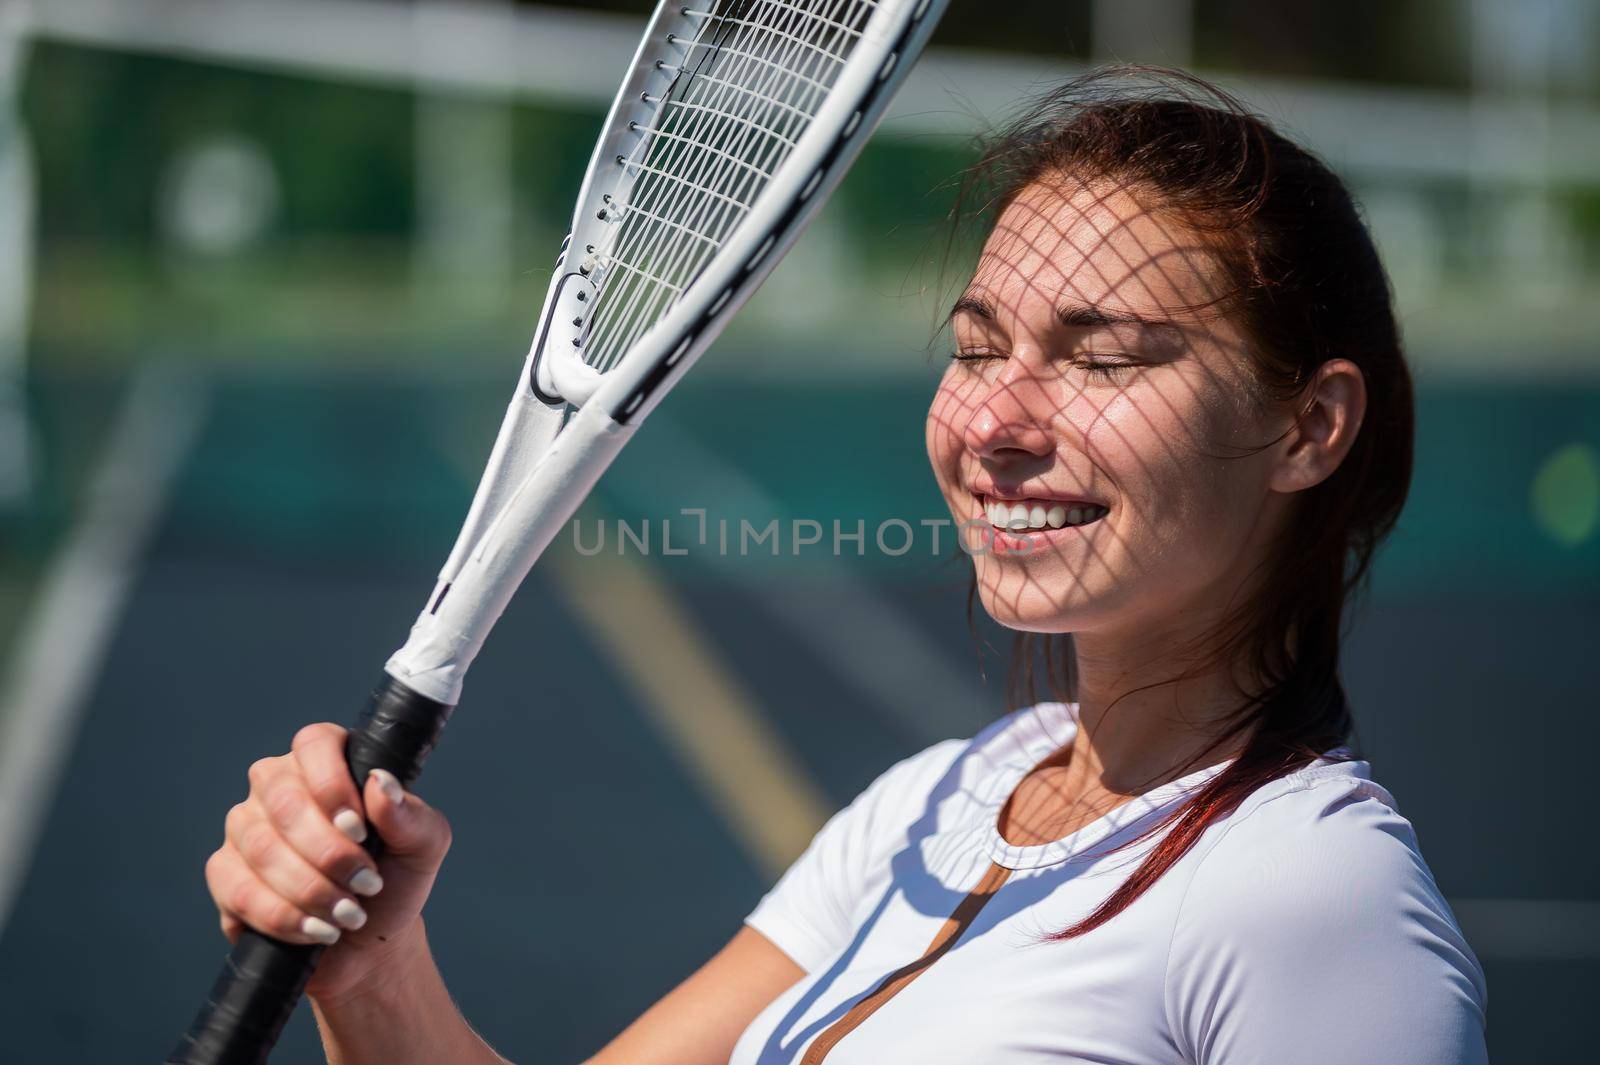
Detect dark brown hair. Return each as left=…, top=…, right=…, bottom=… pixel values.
left=951, top=67, right=1413, bottom=939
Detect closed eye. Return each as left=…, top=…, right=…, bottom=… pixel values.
left=1076, top=356, right=1139, bottom=381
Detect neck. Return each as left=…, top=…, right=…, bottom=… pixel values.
left=1061, top=610, right=1253, bottom=798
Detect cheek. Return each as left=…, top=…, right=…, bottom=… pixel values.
left=1087, top=380, right=1266, bottom=554
left=925, top=372, right=971, bottom=492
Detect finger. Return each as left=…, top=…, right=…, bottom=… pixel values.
left=224, top=802, right=371, bottom=933
left=363, top=770, right=452, bottom=873
left=249, top=772, right=383, bottom=899
left=290, top=723, right=365, bottom=843
left=205, top=846, right=344, bottom=947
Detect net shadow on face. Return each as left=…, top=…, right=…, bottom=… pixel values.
left=920, top=171, right=1328, bottom=839
left=926, top=173, right=1294, bottom=660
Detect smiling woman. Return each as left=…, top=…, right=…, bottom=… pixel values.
left=722, top=68, right=1488, bottom=1063
left=923, top=69, right=1398, bottom=933
left=190, top=64, right=1488, bottom=1065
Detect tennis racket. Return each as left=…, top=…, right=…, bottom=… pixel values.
left=167, top=0, right=947, bottom=1061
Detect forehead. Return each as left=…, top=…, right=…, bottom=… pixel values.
left=967, top=179, right=1225, bottom=323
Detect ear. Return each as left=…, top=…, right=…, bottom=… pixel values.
left=1268, top=359, right=1367, bottom=495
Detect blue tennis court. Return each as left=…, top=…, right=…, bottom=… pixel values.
left=0, top=367, right=1596, bottom=1060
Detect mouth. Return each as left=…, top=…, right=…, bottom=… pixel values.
left=979, top=494, right=1110, bottom=533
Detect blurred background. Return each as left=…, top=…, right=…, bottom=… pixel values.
left=0, top=0, right=1595, bottom=1060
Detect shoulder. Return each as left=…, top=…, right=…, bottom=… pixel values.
left=846, top=734, right=970, bottom=825
left=739, top=732, right=975, bottom=971
left=1179, top=759, right=1440, bottom=934
left=790, top=733, right=968, bottom=873
left=801, top=701, right=1068, bottom=868
left=1164, top=759, right=1488, bottom=1062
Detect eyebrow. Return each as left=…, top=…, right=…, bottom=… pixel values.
left=948, top=294, right=995, bottom=322
left=1056, top=304, right=1180, bottom=333
left=947, top=293, right=1181, bottom=335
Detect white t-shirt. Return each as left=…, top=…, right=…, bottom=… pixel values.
left=731, top=701, right=1487, bottom=1065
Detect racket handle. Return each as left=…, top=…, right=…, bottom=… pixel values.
left=167, top=675, right=454, bottom=1065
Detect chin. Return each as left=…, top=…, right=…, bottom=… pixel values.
left=973, top=577, right=1095, bottom=635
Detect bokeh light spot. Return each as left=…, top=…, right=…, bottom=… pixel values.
left=160, top=136, right=280, bottom=257
left=1530, top=442, right=1600, bottom=547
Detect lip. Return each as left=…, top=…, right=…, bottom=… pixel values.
left=971, top=486, right=1109, bottom=509
left=983, top=514, right=1101, bottom=555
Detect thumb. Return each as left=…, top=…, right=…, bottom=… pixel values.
left=363, top=769, right=452, bottom=874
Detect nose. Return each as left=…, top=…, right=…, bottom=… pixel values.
left=962, top=364, right=1055, bottom=462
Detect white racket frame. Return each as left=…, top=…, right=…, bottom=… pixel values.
left=386, top=0, right=946, bottom=704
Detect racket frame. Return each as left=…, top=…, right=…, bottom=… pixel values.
left=387, top=0, right=947, bottom=705
left=169, top=2, right=950, bottom=1061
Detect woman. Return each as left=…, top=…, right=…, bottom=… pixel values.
left=205, top=70, right=1488, bottom=1064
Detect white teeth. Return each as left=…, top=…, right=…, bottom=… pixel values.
left=983, top=497, right=1106, bottom=531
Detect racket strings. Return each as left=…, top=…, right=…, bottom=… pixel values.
left=583, top=0, right=878, bottom=373
left=590, top=0, right=777, bottom=336
left=684, top=0, right=873, bottom=43
left=589, top=0, right=852, bottom=364
left=622, top=0, right=863, bottom=306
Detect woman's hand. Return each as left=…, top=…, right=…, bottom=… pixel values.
left=204, top=722, right=453, bottom=1004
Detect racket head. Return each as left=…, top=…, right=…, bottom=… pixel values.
left=534, top=0, right=946, bottom=420
left=403, top=0, right=948, bottom=701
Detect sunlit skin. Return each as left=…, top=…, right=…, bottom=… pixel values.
left=926, top=178, right=1367, bottom=842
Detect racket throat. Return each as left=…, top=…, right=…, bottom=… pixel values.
left=532, top=271, right=603, bottom=406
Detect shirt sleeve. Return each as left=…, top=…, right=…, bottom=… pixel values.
left=1164, top=776, right=1489, bottom=1065
left=743, top=738, right=966, bottom=973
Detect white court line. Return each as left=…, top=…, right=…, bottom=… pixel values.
left=0, top=364, right=207, bottom=936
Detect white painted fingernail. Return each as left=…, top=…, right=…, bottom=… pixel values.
left=333, top=808, right=367, bottom=843
left=332, top=898, right=367, bottom=931
left=301, top=916, right=341, bottom=945
left=370, top=769, right=405, bottom=807
left=349, top=867, right=384, bottom=897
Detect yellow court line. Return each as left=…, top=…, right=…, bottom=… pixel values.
left=548, top=547, right=832, bottom=880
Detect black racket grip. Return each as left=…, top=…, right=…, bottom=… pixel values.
left=167, top=674, right=454, bottom=1065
